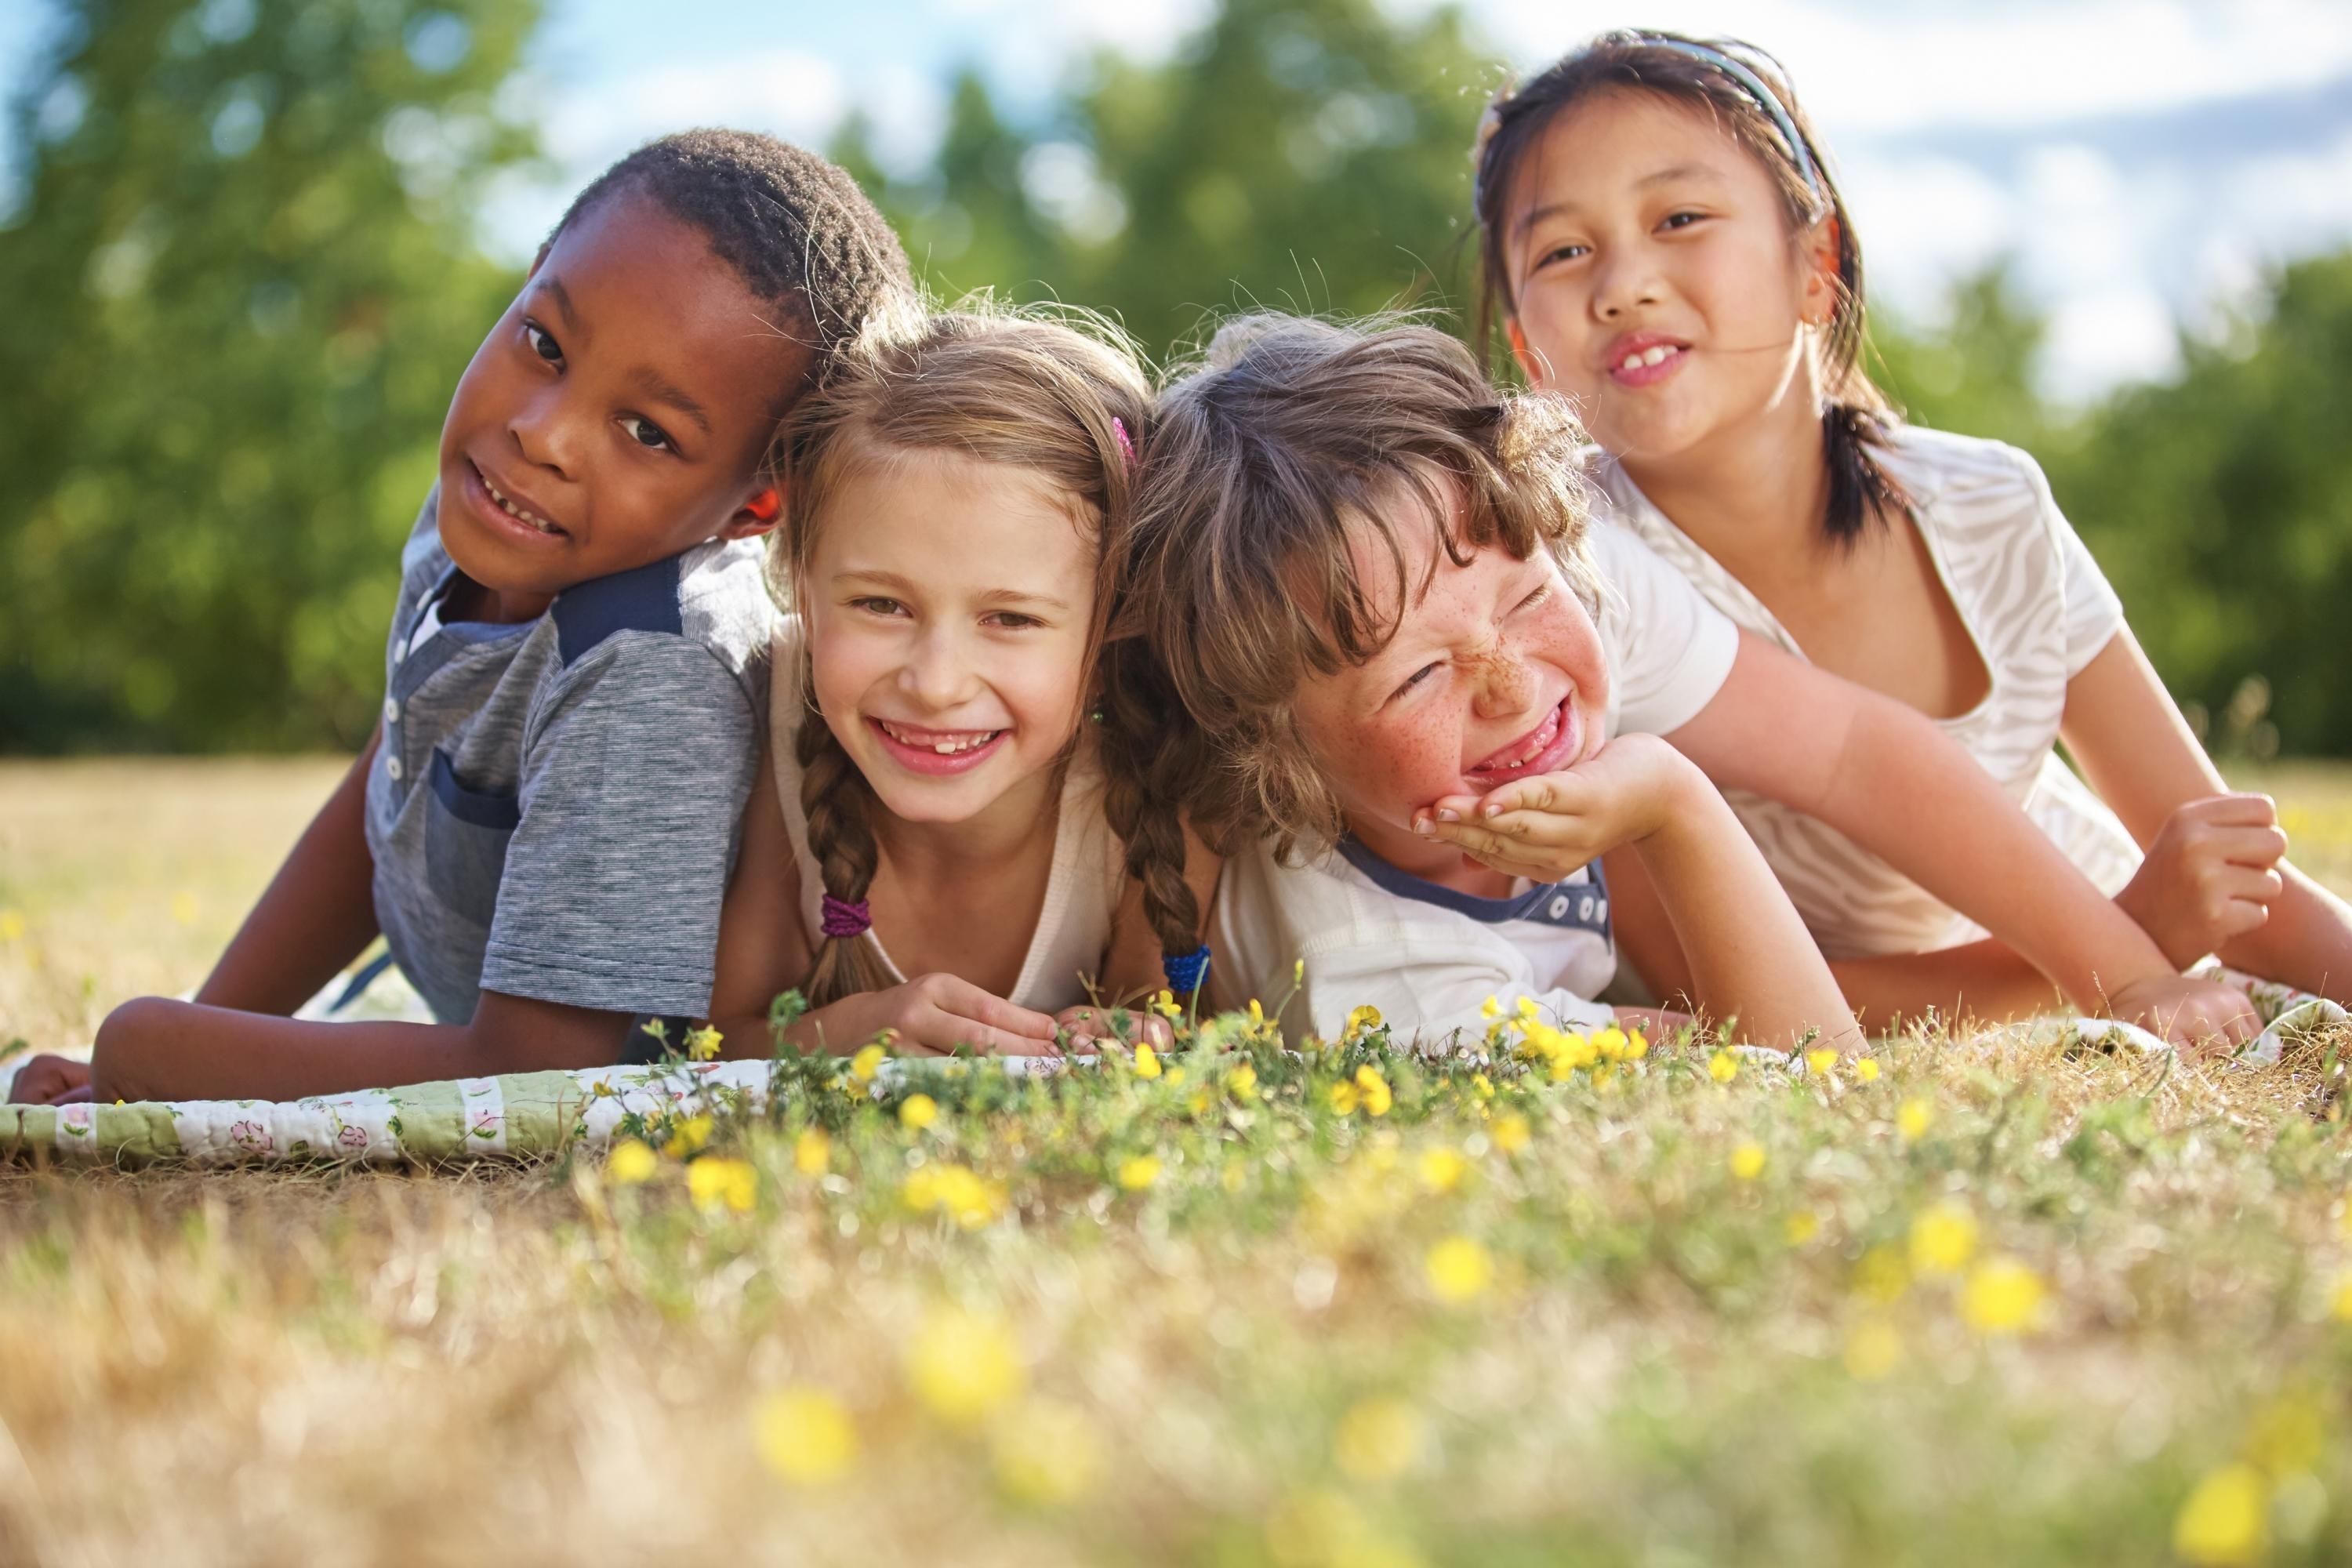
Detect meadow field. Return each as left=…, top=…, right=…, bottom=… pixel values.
left=5, top=758, right=2352, bottom=1565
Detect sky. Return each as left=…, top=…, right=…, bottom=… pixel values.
left=8, top=0, right=2352, bottom=401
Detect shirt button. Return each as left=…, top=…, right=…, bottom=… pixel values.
left=383, top=696, right=401, bottom=724
left=391, top=644, right=405, bottom=668
left=1548, top=895, right=1570, bottom=920
left=385, top=754, right=403, bottom=782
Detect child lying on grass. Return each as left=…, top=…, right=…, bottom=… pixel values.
left=9, top=132, right=913, bottom=1105
left=1127, top=316, right=2252, bottom=1051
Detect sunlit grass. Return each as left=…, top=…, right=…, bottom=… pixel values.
left=5, top=758, right=2352, bottom=1563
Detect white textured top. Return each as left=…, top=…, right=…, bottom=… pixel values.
left=768, top=616, right=1127, bottom=1011
left=1595, top=425, right=2141, bottom=959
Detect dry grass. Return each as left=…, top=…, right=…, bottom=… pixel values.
left=5, top=757, right=2352, bottom=1566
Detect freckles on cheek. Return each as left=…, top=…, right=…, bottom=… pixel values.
left=1360, top=705, right=1466, bottom=808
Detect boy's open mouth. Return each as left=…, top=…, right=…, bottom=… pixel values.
left=869, top=717, right=1010, bottom=777
left=464, top=458, right=568, bottom=540
left=1465, top=695, right=1580, bottom=786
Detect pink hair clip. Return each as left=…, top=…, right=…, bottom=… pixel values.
left=1112, top=416, right=1138, bottom=473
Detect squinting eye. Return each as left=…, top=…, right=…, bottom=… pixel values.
left=986, top=612, right=1041, bottom=630
left=851, top=597, right=906, bottom=616
left=1390, top=662, right=1441, bottom=703
left=524, top=321, right=562, bottom=364
left=1539, top=243, right=1587, bottom=267
left=621, top=415, right=673, bottom=452
left=1661, top=211, right=1704, bottom=230
left=1514, top=583, right=1552, bottom=612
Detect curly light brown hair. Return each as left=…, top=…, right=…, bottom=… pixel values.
left=770, top=306, right=1200, bottom=1008
left=1126, top=314, right=1599, bottom=866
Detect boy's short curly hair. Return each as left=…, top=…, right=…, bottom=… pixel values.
left=1128, top=314, right=1600, bottom=865
left=554, top=129, right=914, bottom=371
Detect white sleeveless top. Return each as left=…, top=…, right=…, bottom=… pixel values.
left=1595, top=426, right=2143, bottom=960
left=767, top=616, right=1127, bottom=1010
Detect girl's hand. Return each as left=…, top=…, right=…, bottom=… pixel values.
left=2114, top=794, right=2289, bottom=970
left=1417, top=735, right=1684, bottom=881
left=2106, top=972, right=2263, bottom=1054
left=6, top=1053, right=93, bottom=1104
left=1055, top=1004, right=1174, bottom=1051
left=819, top=975, right=1064, bottom=1057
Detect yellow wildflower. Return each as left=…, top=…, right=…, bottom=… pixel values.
left=1426, top=1236, right=1494, bottom=1302
left=793, top=1127, right=831, bottom=1176
left=1708, top=1050, right=1737, bottom=1084
left=1470, top=1072, right=1494, bottom=1100
left=1152, top=989, right=1182, bottom=1020
left=1853, top=1245, right=1910, bottom=1305
left=1225, top=1062, right=1258, bottom=1098
left=1595, top=1023, right=1630, bottom=1061
left=1330, top=1081, right=1360, bottom=1116
left=1730, top=1142, right=1766, bottom=1181
left=666, top=1113, right=713, bottom=1157
left=2332, top=1274, right=2352, bottom=1321
left=1334, top=1396, right=1427, bottom=1481
left=906, top=1305, right=1023, bottom=1427
left=1843, top=1318, right=1902, bottom=1381
left=1806, top=1047, right=1839, bottom=1077
left=606, top=1138, right=658, bottom=1185
left=1853, top=1057, right=1881, bottom=1083
left=1355, top=1065, right=1393, bottom=1117
left=1132, top=1042, right=1163, bottom=1080
left=899, top=1093, right=938, bottom=1131
left=688, top=1156, right=757, bottom=1214
left=1247, top=998, right=1266, bottom=1029
left=1118, top=1154, right=1162, bottom=1191
left=1624, top=1025, right=1649, bottom=1060
left=851, top=1044, right=886, bottom=1083
left=1418, top=1146, right=1467, bottom=1194
left=991, top=1398, right=1100, bottom=1507
left=171, top=891, right=198, bottom=924
left=1784, top=1210, right=1821, bottom=1246
left=1480, top=995, right=1502, bottom=1021
left=1896, top=1098, right=1933, bottom=1141
left=1345, top=1004, right=1384, bottom=1038
left=2172, top=1464, right=2269, bottom=1566
left=1493, top=1112, right=1530, bottom=1153
left=1960, top=1257, right=2047, bottom=1334
left=0, top=909, right=23, bottom=942
left=685, top=1024, right=724, bottom=1062
left=753, top=1388, right=856, bottom=1486
left=1908, top=1202, right=1978, bottom=1276
left=2245, top=1395, right=2326, bottom=1476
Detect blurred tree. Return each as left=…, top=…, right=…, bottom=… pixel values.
left=2051, top=252, right=2352, bottom=754
left=0, top=0, right=539, bottom=751
left=840, top=0, right=1497, bottom=355
left=1871, top=263, right=2053, bottom=456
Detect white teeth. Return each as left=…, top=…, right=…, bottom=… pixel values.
left=880, top=720, right=1000, bottom=755
left=1619, top=344, right=1677, bottom=372
left=482, top=473, right=557, bottom=533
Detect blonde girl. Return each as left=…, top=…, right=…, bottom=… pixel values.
left=1468, top=30, right=2352, bottom=1022
left=703, top=310, right=1210, bottom=1055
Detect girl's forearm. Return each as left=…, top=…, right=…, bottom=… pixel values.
left=2217, top=866, right=2352, bottom=1004
left=1638, top=781, right=1859, bottom=1051
left=1825, top=941, right=2064, bottom=1032
left=1824, top=700, right=2171, bottom=1010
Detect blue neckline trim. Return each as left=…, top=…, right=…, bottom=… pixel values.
left=1333, top=837, right=1607, bottom=926
left=554, top=554, right=685, bottom=666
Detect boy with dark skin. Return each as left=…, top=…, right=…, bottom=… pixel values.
left=13, top=134, right=910, bottom=1104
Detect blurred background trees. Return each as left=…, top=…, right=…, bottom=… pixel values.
left=3, top=0, right=2347, bottom=754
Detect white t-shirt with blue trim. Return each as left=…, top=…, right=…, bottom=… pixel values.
left=1210, top=522, right=1740, bottom=1048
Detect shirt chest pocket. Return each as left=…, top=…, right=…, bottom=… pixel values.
left=424, top=749, right=520, bottom=927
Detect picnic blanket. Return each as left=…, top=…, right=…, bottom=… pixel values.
left=3, top=960, right=2341, bottom=1169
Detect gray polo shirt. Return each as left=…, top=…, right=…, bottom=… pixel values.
left=365, top=489, right=774, bottom=1024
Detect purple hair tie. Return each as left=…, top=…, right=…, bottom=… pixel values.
left=820, top=893, right=873, bottom=940
left=1112, top=416, right=1138, bottom=472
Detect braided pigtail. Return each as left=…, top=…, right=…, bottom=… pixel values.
left=1094, top=633, right=1211, bottom=1000
left=794, top=683, right=891, bottom=1008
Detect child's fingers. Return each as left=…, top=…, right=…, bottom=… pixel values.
left=917, top=975, right=1059, bottom=1040
left=2184, top=792, right=2278, bottom=829
left=2207, top=823, right=2290, bottom=868
left=917, top=1008, right=1062, bottom=1057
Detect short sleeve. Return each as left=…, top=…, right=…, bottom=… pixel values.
left=2020, top=452, right=2125, bottom=677
left=480, top=634, right=762, bottom=1017
left=1293, top=932, right=1616, bottom=1052
left=1587, top=521, right=1740, bottom=738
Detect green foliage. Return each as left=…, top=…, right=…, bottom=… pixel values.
left=2050, top=253, right=2352, bottom=754
left=0, top=0, right=539, bottom=751
left=844, top=0, right=1495, bottom=354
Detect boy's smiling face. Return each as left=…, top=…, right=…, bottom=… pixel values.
left=436, top=187, right=810, bottom=620
left=1290, top=485, right=1610, bottom=887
